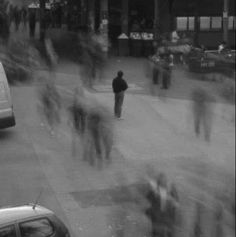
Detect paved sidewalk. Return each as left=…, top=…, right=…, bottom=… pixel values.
left=50, top=65, right=234, bottom=236
left=32, top=54, right=235, bottom=236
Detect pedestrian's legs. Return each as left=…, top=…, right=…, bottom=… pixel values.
left=162, top=75, right=168, bottom=89
left=102, top=128, right=113, bottom=162
left=92, top=129, right=102, bottom=167
left=117, top=92, right=124, bottom=118
left=152, top=67, right=159, bottom=85
left=203, top=114, right=211, bottom=142
left=194, top=114, right=201, bottom=137
left=114, top=94, right=119, bottom=117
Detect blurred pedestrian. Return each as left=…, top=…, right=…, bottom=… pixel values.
left=28, top=8, right=36, bottom=38
left=153, top=63, right=160, bottom=85
left=192, top=202, right=204, bottom=237
left=167, top=183, right=180, bottom=237
left=83, top=104, right=113, bottom=167
left=145, top=173, right=173, bottom=237
left=191, top=88, right=214, bottom=142
left=84, top=108, right=103, bottom=166
left=161, top=60, right=172, bottom=90
left=112, top=71, right=128, bottom=119
left=69, top=87, right=87, bottom=157
left=39, top=81, right=61, bottom=135
left=99, top=108, right=114, bottom=162
left=8, top=4, right=14, bottom=26
left=21, top=7, right=27, bottom=29
left=13, top=6, right=21, bottom=31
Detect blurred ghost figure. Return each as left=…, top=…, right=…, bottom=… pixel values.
left=83, top=105, right=113, bottom=168
left=191, top=88, right=215, bottom=142
left=214, top=205, right=224, bottom=237
left=13, top=6, right=21, bottom=32
left=192, top=202, right=204, bottom=237
left=99, top=109, right=114, bottom=163
left=39, top=81, right=61, bottom=136
left=168, top=183, right=180, bottom=236
left=145, top=173, right=177, bottom=237
left=21, top=7, right=28, bottom=29
left=161, top=60, right=172, bottom=90
left=69, top=87, right=87, bottom=157
left=28, top=8, right=36, bottom=38
left=84, top=108, right=103, bottom=166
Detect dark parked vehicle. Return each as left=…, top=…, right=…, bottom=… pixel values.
left=188, top=49, right=235, bottom=76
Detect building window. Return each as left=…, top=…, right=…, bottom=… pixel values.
left=228, top=16, right=234, bottom=29
left=188, top=17, right=195, bottom=30
left=176, top=17, right=195, bottom=31
left=177, top=17, right=188, bottom=30
left=211, top=17, right=222, bottom=29
left=200, top=17, right=211, bottom=30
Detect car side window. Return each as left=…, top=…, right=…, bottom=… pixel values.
left=0, top=225, right=17, bottom=237
left=19, top=218, right=54, bottom=237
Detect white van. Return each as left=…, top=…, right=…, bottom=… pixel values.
left=0, top=62, right=15, bottom=129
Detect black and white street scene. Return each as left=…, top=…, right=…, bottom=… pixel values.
left=0, top=0, right=235, bottom=236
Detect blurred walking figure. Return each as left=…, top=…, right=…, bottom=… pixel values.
left=21, top=7, right=27, bottom=29
left=161, top=61, right=172, bottom=90
left=28, top=8, right=36, bottom=38
left=8, top=4, right=14, bottom=26
left=191, top=88, right=214, bottom=142
left=145, top=173, right=177, bottom=237
left=192, top=202, right=204, bottom=237
left=84, top=109, right=103, bottom=166
left=39, top=81, right=61, bottom=136
left=84, top=106, right=113, bottom=167
left=112, top=71, right=128, bottom=119
left=13, top=6, right=21, bottom=32
left=69, top=87, right=87, bottom=157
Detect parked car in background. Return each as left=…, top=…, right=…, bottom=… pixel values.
left=0, top=204, right=71, bottom=237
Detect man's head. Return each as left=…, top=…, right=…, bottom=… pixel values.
left=117, top=70, right=123, bottom=78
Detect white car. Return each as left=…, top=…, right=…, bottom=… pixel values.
left=0, top=204, right=70, bottom=237
left=0, top=62, right=15, bottom=129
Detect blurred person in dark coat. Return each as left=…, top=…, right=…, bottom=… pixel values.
left=69, top=87, right=87, bottom=157
left=28, top=8, right=36, bottom=38
left=13, top=6, right=21, bottom=31
left=21, top=7, right=27, bottom=29
left=191, top=88, right=215, bottom=142
left=112, top=71, right=128, bottom=119
left=145, top=173, right=177, bottom=237
left=83, top=104, right=113, bottom=167
left=161, top=58, right=172, bottom=90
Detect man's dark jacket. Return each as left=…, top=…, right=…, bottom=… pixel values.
left=112, top=77, right=128, bottom=93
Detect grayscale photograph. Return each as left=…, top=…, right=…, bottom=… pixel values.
left=0, top=0, right=235, bottom=236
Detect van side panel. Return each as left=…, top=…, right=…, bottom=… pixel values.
left=0, top=63, right=15, bottom=129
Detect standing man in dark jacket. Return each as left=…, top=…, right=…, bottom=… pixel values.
left=112, top=71, right=128, bottom=119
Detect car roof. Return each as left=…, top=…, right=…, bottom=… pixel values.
left=0, top=205, right=54, bottom=225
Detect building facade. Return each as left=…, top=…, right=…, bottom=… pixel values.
left=47, top=0, right=235, bottom=53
